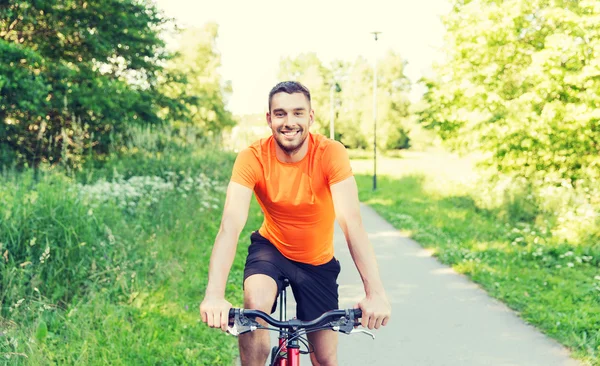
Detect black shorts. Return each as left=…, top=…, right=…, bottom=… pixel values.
left=243, top=231, right=341, bottom=321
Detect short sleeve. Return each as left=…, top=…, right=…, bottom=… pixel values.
left=230, top=148, right=260, bottom=189
left=322, top=141, right=353, bottom=186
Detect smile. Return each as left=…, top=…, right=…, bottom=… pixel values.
left=281, top=130, right=300, bottom=138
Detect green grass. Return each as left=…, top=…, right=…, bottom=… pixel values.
left=352, top=151, right=600, bottom=366
left=0, top=148, right=263, bottom=365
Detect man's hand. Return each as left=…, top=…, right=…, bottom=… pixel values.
left=357, top=294, right=391, bottom=330
left=200, top=296, right=232, bottom=332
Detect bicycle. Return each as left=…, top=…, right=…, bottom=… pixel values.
left=228, top=279, right=375, bottom=366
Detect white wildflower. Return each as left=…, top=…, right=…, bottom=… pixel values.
left=39, top=245, right=50, bottom=263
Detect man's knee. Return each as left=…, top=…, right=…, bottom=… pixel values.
left=311, top=351, right=337, bottom=366
left=312, top=348, right=337, bottom=366
left=238, top=333, right=270, bottom=362
left=243, top=274, right=278, bottom=312
left=309, top=331, right=338, bottom=366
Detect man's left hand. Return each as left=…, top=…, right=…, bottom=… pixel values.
left=357, top=294, right=391, bottom=330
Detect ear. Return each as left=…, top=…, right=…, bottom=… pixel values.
left=309, top=109, right=315, bottom=126
left=266, top=112, right=272, bottom=129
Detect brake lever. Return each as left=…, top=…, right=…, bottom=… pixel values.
left=331, top=316, right=358, bottom=334
left=331, top=320, right=376, bottom=340
left=331, top=310, right=374, bottom=339
left=226, top=312, right=259, bottom=336
left=350, top=328, right=375, bottom=340
left=226, top=323, right=240, bottom=336
left=331, top=309, right=363, bottom=335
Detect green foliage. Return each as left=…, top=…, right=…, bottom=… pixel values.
left=385, top=127, right=411, bottom=150
left=0, top=172, right=133, bottom=308
left=0, top=0, right=194, bottom=169
left=34, top=320, right=48, bottom=344
left=278, top=51, right=412, bottom=150
left=418, top=0, right=600, bottom=188
left=163, top=22, right=236, bottom=137
left=0, top=144, right=257, bottom=364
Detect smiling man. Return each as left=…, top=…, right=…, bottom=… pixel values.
left=199, top=81, right=391, bottom=366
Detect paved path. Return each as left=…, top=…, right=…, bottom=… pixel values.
left=237, top=204, right=582, bottom=365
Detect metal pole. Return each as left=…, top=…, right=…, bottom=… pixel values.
left=372, top=31, right=380, bottom=191
left=330, top=83, right=335, bottom=140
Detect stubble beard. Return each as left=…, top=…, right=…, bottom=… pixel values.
left=275, top=128, right=307, bottom=155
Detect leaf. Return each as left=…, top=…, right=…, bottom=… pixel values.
left=35, top=320, right=48, bottom=343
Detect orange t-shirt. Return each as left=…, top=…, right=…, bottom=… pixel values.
left=230, top=132, right=353, bottom=265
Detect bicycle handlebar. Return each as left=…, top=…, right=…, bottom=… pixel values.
left=228, top=308, right=362, bottom=335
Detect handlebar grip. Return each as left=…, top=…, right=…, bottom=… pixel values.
left=228, top=308, right=239, bottom=326
left=352, top=308, right=362, bottom=319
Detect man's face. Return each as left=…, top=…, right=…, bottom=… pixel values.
left=267, top=92, right=314, bottom=154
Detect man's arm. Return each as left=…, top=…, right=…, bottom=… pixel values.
left=330, top=176, right=391, bottom=330
left=200, top=181, right=253, bottom=331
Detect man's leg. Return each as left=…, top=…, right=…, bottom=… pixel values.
left=291, top=257, right=342, bottom=366
left=238, top=274, right=278, bottom=366
left=308, top=330, right=339, bottom=366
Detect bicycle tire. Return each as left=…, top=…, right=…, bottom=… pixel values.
left=270, top=345, right=280, bottom=365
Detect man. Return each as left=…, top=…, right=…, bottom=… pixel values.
left=200, top=81, right=391, bottom=366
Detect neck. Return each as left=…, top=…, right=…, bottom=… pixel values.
left=275, top=135, right=310, bottom=163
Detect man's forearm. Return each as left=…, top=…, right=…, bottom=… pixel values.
left=342, top=220, right=386, bottom=296
left=204, top=229, right=240, bottom=297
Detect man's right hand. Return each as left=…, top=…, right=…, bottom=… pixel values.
left=199, top=296, right=232, bottom=332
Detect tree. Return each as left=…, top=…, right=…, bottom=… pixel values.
left=376, top=51, right=412, bottom=150
left=163, top=22, right=235, bottom=140
left=418, top=0, right=600, bottom=187
left=0, top=0, right=183, bottom=169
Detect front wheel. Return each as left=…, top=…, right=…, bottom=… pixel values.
left=270, top=346, right=280, bottom=365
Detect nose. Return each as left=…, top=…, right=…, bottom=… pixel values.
left=282, top=119, right=297, bottom=130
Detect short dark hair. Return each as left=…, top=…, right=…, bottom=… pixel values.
left=268, top=81, right=311, bottom=112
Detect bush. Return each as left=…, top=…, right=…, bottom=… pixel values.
left=385, top=127, right=411, bottom=150
left=0, top=173, right=141, bottom=314
left=0, top=146, right=244, bottom=364
left=0, top=147, right=235, bottom=317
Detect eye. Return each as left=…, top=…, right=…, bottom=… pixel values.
left=275, top=113, right=285, bottom=117
left=295, top=112, right=304, bottom=116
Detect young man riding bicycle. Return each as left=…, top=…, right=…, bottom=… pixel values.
left=200, top=81, right=391, bottom=366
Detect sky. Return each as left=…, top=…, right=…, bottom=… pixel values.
left=153, top=0, right=452, bottom=116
